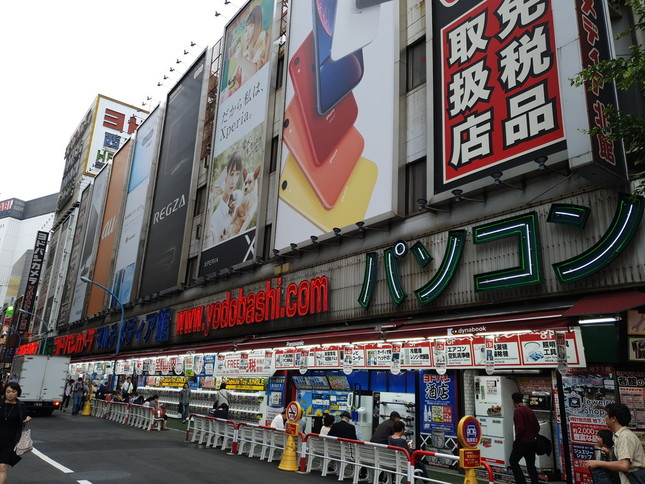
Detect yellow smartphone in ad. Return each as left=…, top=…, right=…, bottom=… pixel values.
left=279, top=154, right=378, bottom=232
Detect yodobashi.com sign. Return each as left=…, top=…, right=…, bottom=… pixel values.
left=176, top=276, right=329, bottom=337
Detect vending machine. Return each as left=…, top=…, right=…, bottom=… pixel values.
left=474, top=375, right=519, bottom=468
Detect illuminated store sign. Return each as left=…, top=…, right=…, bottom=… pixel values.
left=176, top=276, right=329, bottom=337
left=360, top=196, right=643, bottom=307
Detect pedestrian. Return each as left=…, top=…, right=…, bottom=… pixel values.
left=0, top=382, right=32, bottom=483
left=319, top=413, right=335, bottom=436
left=590, top=429, right=621, bottom=484
left=271, top=408, right=286, bottom=429
left=585, top=403, right=645, bottom=484
left=143, top=395, right=168, bottom=430
left=370, top=411, right=401, bottom=444
left=329, top=411, right=357, bottom=440
left=178, top=383, right=191, bottom=423
left=95, top=381, right=108, bottom=400
left=131, top=394, right=144, bottom=405
left=61, top=379, right=74, bottom=411
left=209, top=403, right=229, bottom=419
left=120, top=377, right=134, bottom=402
left=388, top=420, right=427, bottom=478
left=509, top=392, right=540, bottom=484
left=71, top=377, right=88, bottom=415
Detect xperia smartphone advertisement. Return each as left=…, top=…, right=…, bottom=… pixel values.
left=274, top=0, right=396, bottom=248
left=201, top=0, right=276, bottom=276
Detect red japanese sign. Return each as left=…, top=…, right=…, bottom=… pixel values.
left=435, top=0, right=565, bottom=189
left=459, top=448, right=481, bottom=468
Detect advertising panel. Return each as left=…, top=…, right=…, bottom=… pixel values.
left=112, top=108, right=162, bottom=304
left=16, top=231, right=49, bottom=332
left=86, top=141, right=132, bottom=315
left=58, top=185, right=92, bottom=325
left=420, top=370, right=458, bottom=436
left=139, top=53, right=207, bottom=295
left=68, top=164, right=112, bottom=321
left=200, top=0, right=276, bottom=275
left=431, top=0, right=566, bottom=194
left=561, top=365, right=616, bottom=484
left=274, top=0, right=396, bottom=248
left=57, top=96, right=143, bottom=213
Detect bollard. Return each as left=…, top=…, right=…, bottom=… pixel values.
left=278, top=432, right=299, bottom=471
left=81, top=399, right=92, bottom=416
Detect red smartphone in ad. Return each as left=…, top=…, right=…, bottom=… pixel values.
left=288, top=32, right=358, bottom=167
left=283, top=99, right=364, bottom=209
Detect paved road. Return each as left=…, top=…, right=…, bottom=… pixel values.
left=9, top=411, right=504, bottom=484
left=9, top=411, right=329, bottom=484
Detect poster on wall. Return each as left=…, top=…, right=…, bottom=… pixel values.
left=617, top=371, right=645, bottom=431
left=431, top=0, right=566, bottom=194
left=140, top=52, right=208, bottom=295
left=112, top=107, right=163, bottom=305
left=86, top=140, right=132, bottom=315
left=201, top=0, right=276, bottom=274
left=274, top=0, right=396, bottom=248
left=561, top=365, right=617, bottom=484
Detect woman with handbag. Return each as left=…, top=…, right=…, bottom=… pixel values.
left=0, top=382, right=32, bottom=483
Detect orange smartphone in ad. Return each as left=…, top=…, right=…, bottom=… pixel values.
left=283, top=99, right=363, bottom=209
left=288, top=32, right=358, bottom=166
left=279, top=154, right=378, bottom=232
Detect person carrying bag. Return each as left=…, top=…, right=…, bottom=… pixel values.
left=586, top=404, right=645, bottom=484
left=0, top=382, right=32, bottom=483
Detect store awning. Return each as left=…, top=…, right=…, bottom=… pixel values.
left=236, top=309, right=572, bottom=350
left=389, top=309, right=571, bottom=339
left=562, top=290, right=645, bottom=316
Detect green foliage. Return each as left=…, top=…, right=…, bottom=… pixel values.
left=571, top=0, right=645, bottom=171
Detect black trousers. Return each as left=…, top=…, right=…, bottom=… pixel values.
left=509, top=440, right=539, bottom=484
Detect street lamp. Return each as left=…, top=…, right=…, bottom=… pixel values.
left=17, top=309, right=51, bottom=355
left=80, top=276, right=125, bottom=355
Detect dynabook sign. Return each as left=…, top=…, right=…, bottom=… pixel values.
left=176, top=276, right=329, bottom=336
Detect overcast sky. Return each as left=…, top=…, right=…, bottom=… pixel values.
left=0, top=1, right=241, bottom=202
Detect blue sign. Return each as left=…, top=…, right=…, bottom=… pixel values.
left=419, top=370, right=458, bottom=435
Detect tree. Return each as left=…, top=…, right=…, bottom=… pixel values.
left=572, top=0, right=645, bottom=182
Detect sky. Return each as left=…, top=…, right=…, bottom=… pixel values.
left=0, top=0, right=244, bottom=202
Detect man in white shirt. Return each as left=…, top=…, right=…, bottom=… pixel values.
left=586, top=403, right=645, bottom=484
left=271, top=409, right=286, bottom=429
left=121, top=377, right=134, bottom=402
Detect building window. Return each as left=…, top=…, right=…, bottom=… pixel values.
left=407, top=37, right=426, bottom=92
left=186, top=256, right=198, bottom=284
left=263, top=224, right=273, bottom=261
left=406, top=158, right=427, bottom=216
left=275, top=54, right=284, bottom=90
left=195, top=186, right=207, bottom=216
left=270, top=136, right=279, bottom=173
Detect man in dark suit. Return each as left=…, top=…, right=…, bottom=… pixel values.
left=329, top=411, right=357, bottom=440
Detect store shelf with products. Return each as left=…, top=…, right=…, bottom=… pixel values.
left=137, top=386, right=222, bottom=419
left=226, top=390, right=267, bottom=424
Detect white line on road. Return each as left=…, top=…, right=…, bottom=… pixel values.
left=32, top=448, right=74, bottom=473
left=77, top=481, right=93, bottom=484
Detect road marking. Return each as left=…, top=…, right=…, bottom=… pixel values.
left=77, top=481, right=93, bottom=484
left=32, top=448, right=74, bottom=473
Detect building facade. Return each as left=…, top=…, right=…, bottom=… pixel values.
left=14, top=1, right=645, bottom=483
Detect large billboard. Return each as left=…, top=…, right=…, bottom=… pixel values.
left=86, top=141, right=132, bottom=315
left=274, top=0, right=396, bottom=248
left=57, top=185, right=92, bottom=325
left=57, top=95, right=143, bottom=213
left=139, top=53, right=208, bottom=296
left=200, top=0, right=277, bottom=275
left=68, top=164, right=111, bottom=321
left=431, top=0, right=566, bottom=194
left=112, top=107, right=163, bottom=305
